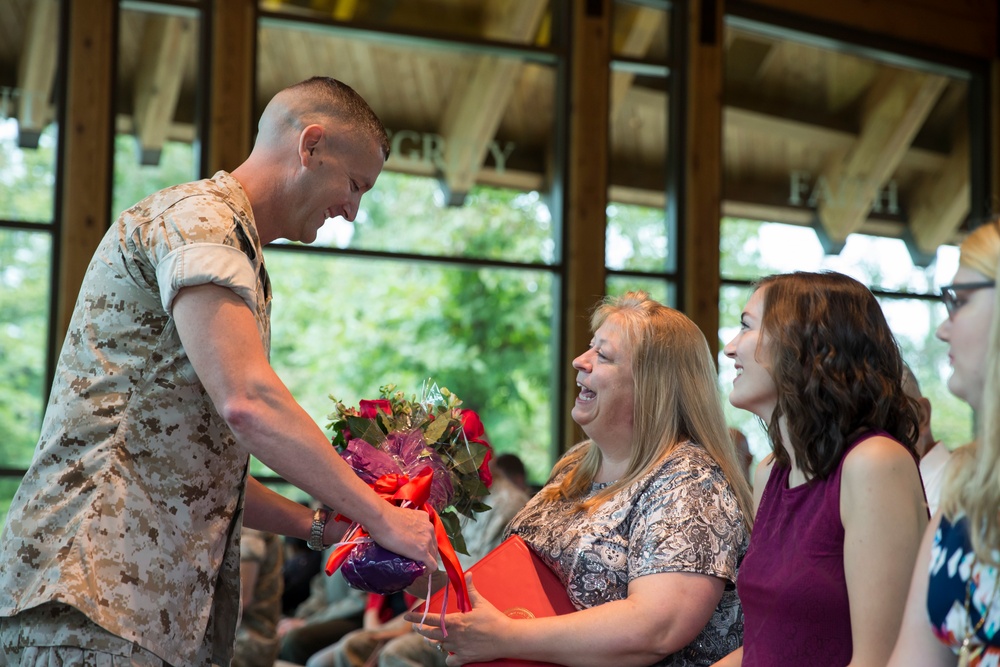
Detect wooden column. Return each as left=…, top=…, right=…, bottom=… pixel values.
left=206, top=0, right=256, bottom=175
left=682, top=0, right=724, bottom=350
left=55, top=0, right=116, bottom=352
left=562, top=0, right=611, bottom=451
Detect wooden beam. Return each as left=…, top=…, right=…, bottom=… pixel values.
left=437, top=0, right=547, bottom=204
left=609, top=6, right=664, bottom=119
left=563, top=0, right=611, bottom=452
left=725, top=104, right=947, bottom=172
left=207, top=0, right=256, bottom=175
left=133, top=15, right=196, bottom=166
left=724, top=199, right=903, bottom=235
left=724, top=32, right=774, bottom=84
left=15, top=0, right=58, bottom=148
left=386, top=156, right=544, bottom=191
left=908, top=131, right=970, bottom=254
left=683, top=0, right=724, bottom=351
left=56, top=0, right=116, bottom=351
left=816, top=69, right=947, bottom=244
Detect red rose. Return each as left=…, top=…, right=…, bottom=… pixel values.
left=359, top=399, right=392, bottom=419
left=459, top=409, right=486, bottom=442
left=478, top=448, right=493, bottom=488
left=460, top=409, right=493, bottom=488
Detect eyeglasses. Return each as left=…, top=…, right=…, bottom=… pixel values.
left=940, top=281, right=996, bottom=317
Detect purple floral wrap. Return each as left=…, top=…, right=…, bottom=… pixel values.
left=338, top=430, right=454, bottom=593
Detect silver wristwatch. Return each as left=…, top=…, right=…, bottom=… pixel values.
left=307, top=508, right=329, bottom=551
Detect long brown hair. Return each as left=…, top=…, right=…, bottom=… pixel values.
left=756, top=271, right=919, bottom=479
left=542, top=292, right=754, bottom=532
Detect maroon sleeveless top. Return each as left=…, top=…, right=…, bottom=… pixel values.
left=737, top=432, right=903, bottom=666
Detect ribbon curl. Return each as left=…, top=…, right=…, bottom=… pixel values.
left=325, top=467, right=472, bottom=619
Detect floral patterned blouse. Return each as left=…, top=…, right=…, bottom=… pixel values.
left=928, top=514, right=1000, bottom=665
left=505, top=440, right=749, bottom=667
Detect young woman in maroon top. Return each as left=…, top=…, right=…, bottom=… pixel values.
left=713, top=271, right=928, bottom=667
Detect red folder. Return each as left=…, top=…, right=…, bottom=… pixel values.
left=426, top=535, right=576, bottom=667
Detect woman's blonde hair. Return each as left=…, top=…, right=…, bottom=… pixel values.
left=541, top=291, right=754, bottom=532
left=941, top=217, right=1000, bottom=564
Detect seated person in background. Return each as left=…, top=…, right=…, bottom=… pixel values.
left=306, top=454, right=532, bottom=667
left=901, top=363, right=951, bottom=516
left=493, top=452, right=531, bottom=495
left=306, top=591, right=419, bottom=667
left=410, top=291, right=754, bottom=666
left=234, top=528, right=284, bottom=667
left=276, top=556, right=368, bottom=665
left=462, top=453, right=533, bottom=567
left=283, top=530, right=323, bottom=616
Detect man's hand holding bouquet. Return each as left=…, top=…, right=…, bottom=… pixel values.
left=324, top=382, right=493, bottom=614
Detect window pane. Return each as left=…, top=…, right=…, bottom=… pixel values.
left=606, top=275, right=672, bottom=306
left=608, top=86, right=669, bottom=250
left=263, top=251, right=556, bottom=487
left=608, top=2, right=672, bottom=282
left=718, top=285, right=770, bottom=463
left=257, top=23, right=557, bottom=264
left=306, top=174, right=555, bottom=264
left=721, top=217, right=960, bottom=293
left=259, top=0, right=555, bottom=47
left=606, top=202, right=669, bottom=272
left=113, top=4, right=201, bottom=219
left=112, top=137, right=199, bottom=222
left=0, top=229, right=51, bottom=469
left=611, top=1, right=669, bottom=63
left=0, top=120, right=56, bottom=224
left=723, top=23, right=974, bottom=268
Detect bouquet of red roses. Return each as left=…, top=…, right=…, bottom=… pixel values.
left=324, top=382, right=493, bottom=600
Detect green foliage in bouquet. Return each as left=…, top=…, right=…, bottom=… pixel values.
left=327, top=383, right=493, bottom=555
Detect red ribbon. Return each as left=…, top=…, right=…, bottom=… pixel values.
left=324, top=468, right=471, bottom=613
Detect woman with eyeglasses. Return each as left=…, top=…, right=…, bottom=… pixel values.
left=888, top=217, right=1000, bottom=667
left=712, top=270, right=927, bottom=667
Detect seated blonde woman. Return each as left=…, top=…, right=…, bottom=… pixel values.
left=409, top=292, right=753, bottom=667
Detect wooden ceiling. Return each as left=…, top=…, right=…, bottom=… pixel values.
left=0, top=0, right=980, bottom=254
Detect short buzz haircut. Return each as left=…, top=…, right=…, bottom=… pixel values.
left=284, top=76, right=390, bottom=159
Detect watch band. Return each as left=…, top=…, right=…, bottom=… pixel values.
left=307, top=508, right=329, bottom=551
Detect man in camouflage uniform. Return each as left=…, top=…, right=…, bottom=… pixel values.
left=0, top=77, right=437, bottom=667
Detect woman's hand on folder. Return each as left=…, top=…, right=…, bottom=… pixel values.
left=406, top=573, right=512, bottom=665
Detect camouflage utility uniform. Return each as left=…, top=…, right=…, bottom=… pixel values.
left=0, top=171, right=271, bottom=666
